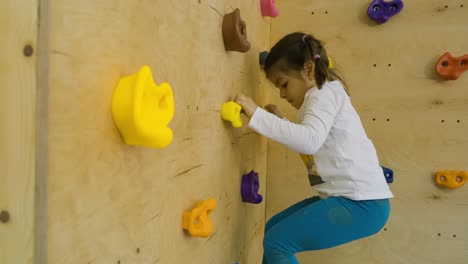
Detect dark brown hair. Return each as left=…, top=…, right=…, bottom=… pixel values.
left=264, top=32, right=348, bottom=92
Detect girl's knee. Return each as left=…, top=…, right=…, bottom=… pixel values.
left=263, top=231, right=280, bottom=253
left=263, top=236, right=282, bottom=257
left=263, top=236, right=298, bottom=264
left=263, top=229, right=292, bottom=255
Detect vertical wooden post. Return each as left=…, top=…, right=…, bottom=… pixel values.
left=0, top=0, right=39, bottom=263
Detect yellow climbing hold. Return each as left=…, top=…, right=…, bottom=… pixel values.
left=112, top=65, right=174, bottom=148
left=435, top=170, right=467, bottom=189
left=328, top=57, right=334, bottom=69
left=221, top=101, right=243, bottom=128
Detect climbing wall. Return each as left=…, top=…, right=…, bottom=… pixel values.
left=44, top=0, right=270, bottom=263
left=267, top=0, right=468, bottom=263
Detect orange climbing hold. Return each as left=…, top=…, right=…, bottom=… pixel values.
left=182, top=198, right=217, bottom=237
left=436, top=52, right=468, bottom=80
left=435, top=170, right=467, bottom=189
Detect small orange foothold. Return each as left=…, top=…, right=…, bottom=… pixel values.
left=435, top=170, right=467, bottom=189
left=182, top=198, right=217, bottom=237
left=436, top=52, right=468, bottom=80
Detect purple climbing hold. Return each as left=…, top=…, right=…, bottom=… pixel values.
left=241, top=170, right=263, bottom=204
left=367, top=0, right=404, bottom=24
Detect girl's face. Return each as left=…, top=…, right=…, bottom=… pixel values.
left=267, top=61, right=316, bottom=109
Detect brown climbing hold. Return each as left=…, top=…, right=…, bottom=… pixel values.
left=222, top=8, right=251, bottom=53
left=0, top=210, right=10, bottom=223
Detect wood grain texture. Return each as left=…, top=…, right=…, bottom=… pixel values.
left=46, top=0, right=270, bottom=263
left=0, top=0, right=38, bottom=263
left=268, top=0, right=468, bottom=263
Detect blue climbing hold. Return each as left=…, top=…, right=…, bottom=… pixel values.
left=381, top=166, right=394, bottom=183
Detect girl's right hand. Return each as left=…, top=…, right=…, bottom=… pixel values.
left=265, top=104, right=284, bottom=118
left=234, top=94, right=259, bottom=118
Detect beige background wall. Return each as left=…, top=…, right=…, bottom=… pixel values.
left=267, top=0, right=468, bottom=263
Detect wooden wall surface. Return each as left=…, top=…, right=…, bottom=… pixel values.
left=4, top=0, right=467, bottom=263
left=44, top=0, right=270, bottom=263
left=267, top=1, right=468, bottom=263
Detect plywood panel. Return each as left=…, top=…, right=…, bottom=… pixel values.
left=0, top=0, right=38, bottom=263
left=268, top=0, right=468, bottom=263
left=47, top=0, right=270, bottom=263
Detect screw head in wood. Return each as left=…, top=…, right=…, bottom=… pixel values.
left=0, top=210, right=10, bottom=223
left=23, top=45, right=34, bottom=57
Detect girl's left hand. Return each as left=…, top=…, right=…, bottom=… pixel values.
left=234, top=94, right=258, bottom=118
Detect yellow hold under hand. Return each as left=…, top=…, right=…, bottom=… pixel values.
left=221, top=101, right=243, bottom=128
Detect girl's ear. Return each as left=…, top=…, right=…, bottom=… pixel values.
left=304, top=60, right=315, bottom=81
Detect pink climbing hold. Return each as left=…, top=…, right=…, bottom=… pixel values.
left=261, top=0, right=279, bottom=17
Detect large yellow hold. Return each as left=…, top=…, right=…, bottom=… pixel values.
left=112, top=65, right=174, bottom=148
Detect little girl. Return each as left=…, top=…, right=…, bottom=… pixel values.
left=234, top=32, right=393, bottom=264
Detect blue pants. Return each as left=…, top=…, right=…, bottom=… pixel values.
left=263, top=196, right=390, bottom=264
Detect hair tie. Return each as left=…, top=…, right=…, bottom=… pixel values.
left=302, top=34, right=308, bottom=43
left=313, top=54, right=321, bottom=60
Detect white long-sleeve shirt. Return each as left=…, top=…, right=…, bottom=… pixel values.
left=248, top=80, right=393, bottom=200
